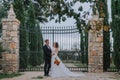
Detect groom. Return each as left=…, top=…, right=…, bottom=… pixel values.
left=43, top=39, right=52, bottom=76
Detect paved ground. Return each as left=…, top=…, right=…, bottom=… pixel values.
left=2, top=72, right=119, bottom=80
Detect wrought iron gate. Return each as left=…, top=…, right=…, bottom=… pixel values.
left=40, top=26, right=88, bottom=72
left=19, top=26, right=88, bottom=72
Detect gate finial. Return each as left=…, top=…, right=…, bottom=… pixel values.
left=8, top=4, right=16, bottom=19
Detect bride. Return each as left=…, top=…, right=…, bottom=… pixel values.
left=50, top=42, right=85, bottom=77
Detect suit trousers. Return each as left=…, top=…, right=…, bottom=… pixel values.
left=44, top=59, right=51, bottom=75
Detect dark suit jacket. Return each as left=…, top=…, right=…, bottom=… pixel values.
left=43, top=45, right=52, bottom=61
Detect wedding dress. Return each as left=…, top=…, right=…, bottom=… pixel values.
left=50, top=48, right=85, bottom=77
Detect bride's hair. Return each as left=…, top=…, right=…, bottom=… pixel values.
left=54, top=42, right=59, bottom=48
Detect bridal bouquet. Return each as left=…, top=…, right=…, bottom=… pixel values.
left=54, top=57, right=60, bottom=66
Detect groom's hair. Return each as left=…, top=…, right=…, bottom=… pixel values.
left=45, top=39, right=49, bottom=43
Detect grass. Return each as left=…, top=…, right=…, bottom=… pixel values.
left=32, top=76, right=44, bottom=79
left=0, top=73, right=22, bottom=79
left=73, top=62, right=87, bottom=67
left=110, top=63, right=116, bottom=68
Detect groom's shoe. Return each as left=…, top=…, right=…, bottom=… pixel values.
left=46, top=74, right=50, bottom=77
left=44, top=74, right=47, bottom=76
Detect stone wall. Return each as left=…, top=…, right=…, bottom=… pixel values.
left=1, top=5, right=20, bottom=74
left=2, top=53, right=18, bottom=73
left=88, top=14, right=103, bottom=73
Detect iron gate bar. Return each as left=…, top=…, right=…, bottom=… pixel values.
left=20, top=26, right=80, bottom=34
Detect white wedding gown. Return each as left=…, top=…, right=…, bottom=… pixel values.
left=50, top=48, right=85, bottom=77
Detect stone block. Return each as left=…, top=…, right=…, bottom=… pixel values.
left=12, top=37, right=18, bottom=42
left=98, top=47, right=103, bottom=53
left=15, top=49, right=19, bottom=55
left=7, top=25, right=13, bottom=31
left=94, top=57, right=100, bottom=63
left=12, top=25, right=18, bottom=31
left=90, top=50, right=97, bottom=56
left=2, top=53, right=18, bottom=60
left=96, top=36, right=103, bottom=42
left=2, top=30, right=6, bottom=37
left=11, top=31, right=17, bottom=37
left=99, top=57, right=103, bottom=64
left=11, top=54, right=17, bottom=61
left=98, top=52, right=103, bottom=56
left=99, top=43, right=103, bottom=47
left=2, top=25, right=8, bottom=30
left=89, top=42, right=93, bottom=47
left=10, top=42, right=16, bottom=49
left=6, top=31, right=11, bottom=37
left=95, top=43, right=101, bottom=47
left=3, top=37, right=11, bottom=40
left=89, top=58, right=94, bottom=63
left=2, top=53, right=12, bottom=61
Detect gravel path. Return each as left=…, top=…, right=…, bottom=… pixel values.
left=1, top=72, right=117, bottom=80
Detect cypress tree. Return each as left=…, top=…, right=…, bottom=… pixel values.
left=36, top=23, right=43, bottom=65
left=27, top=1, right=44, bottom=67
left=111, top=0, right=120, bottom=71
left=27, top=1, right=37, bottom=66
left=0, top=1, right=9, bottom=30
left=13, top=0, right=29, bottom=69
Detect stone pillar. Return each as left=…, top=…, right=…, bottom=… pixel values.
left=2, top=5, right=20, bottom=73
left=88, top=14, right=103, bottom=73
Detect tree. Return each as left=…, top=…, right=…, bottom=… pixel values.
left=0, top=42, right=5, bottom=70
left=35, top=23, right=43, bottom=65
left=13, top=0, right=29, bottom=69
left=13, top=0, right=44, bottom=68
left=27, top=1, right=40, bottom=66
left=111, top=0, right=120, bottom=71
left=0, top=0, right=9, bottom=29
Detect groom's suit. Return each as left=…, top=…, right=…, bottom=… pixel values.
left=43, top=45, right=52, bottom=76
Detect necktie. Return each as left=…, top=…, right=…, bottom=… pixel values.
left=47, top=46, right=50, bottom=49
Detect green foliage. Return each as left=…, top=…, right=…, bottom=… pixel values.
left=0, top=1, right=8, bottom=29
left=0, top=43, right=4, bottom=54
left=0, top=73, right=22, bottom=79
left=0, top=43, right=4, bottom=58
left=13, top=0, right=28, bottom=69
left=111, top=0, right=120, bottom=71
left=13, top=0, right=43, bottom=68
left=78, top=6, right=83, bottom=11
left=32, top=76, right=44, bottom=79
left=73, top=63, right=87, bottom=67
left=27, top=1, right=43, bottom=67
left=13, top=0, right=25, bottom=25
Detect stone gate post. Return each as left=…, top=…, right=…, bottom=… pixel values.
left=2, top=5, right=20, bottom=73
left=88, top=14, right=103, bottom=73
